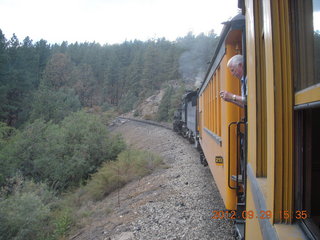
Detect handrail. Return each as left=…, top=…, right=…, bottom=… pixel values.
left=228, top=121, right=246, bottom=191
left=228, top=121, right=238, bottom=190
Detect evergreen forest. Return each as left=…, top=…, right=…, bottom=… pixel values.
left=0, top=30, right=219, bottom=127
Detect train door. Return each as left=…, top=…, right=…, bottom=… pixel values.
left=292, top=0, right=320, bottom=239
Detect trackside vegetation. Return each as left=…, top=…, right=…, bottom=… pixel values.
left=83, top=149, right=163, bottom=201
left=0, top=28, right=218, bottom=239
left=0, top=118, right=163, bottom=239
left=0, top=111, right=125, bottom=190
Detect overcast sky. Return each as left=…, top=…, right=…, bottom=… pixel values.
left=0, top=0, right=240, bottom=45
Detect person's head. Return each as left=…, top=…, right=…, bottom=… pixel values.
left=227, top=55, right=243, bottom=79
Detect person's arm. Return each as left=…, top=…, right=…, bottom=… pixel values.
left=219, top=90, right=245, bottom=108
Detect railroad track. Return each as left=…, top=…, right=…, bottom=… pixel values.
left=116, top=117, right=172, bottom=130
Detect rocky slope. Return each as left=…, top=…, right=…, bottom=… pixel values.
left=71, top=119, right=234, bottom=240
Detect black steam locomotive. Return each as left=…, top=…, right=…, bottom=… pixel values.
left=173, top=90, right=197, bottom=143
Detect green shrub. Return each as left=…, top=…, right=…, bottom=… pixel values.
left=0, top=178, right=55, bottom=240
left=1, top=111, right=126, bottom=191
left=156, top=87, right=174, bottom=122
left=84, top=149, right=163, bottom=201
left=156, top=86, right=185, bottom=122
left=0, top=122, right=15, bottom=148
left=117, top=91, right=139, bottom=113
left=101, top=102, right=112, bottom=112
left=133, top=110, right=140, bottom=117
left=52, top=209, right=73, bottom=239
left=100, top=110, right=117, bottom=125
left=0, top=122, right=16, bottom=185
left=29, top=87, right=81, bottom=124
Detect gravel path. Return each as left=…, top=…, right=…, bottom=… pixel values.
left=71, top=120, right=234, bottom=240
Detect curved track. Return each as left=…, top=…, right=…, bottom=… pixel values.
left=117, top=117, right=172, bottom=130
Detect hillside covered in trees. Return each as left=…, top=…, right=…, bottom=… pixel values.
left=0, top=30, right=219, bottom=127
left=0, top=29, right=219, bottom=239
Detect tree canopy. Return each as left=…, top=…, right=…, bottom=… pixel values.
left=0, top=30, right=219, bottom=127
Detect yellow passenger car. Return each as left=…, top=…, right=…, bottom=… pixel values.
left=198, top=14, right=245, bottom=211
left=198, top=0, right=320, bottom=239
left=243, top=0, right=320, bottom=239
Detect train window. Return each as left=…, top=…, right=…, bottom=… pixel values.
left=295, top=107, right=320, bottom=239
left=202, top=68, right=221, bottom=138
left=293, top=0, right=320, bottom=91
left=293, top=1, right=320, bottom=238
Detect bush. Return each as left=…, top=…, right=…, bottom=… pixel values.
left=133, top=110, right=140, bottom=117
left=1, top=111, right=126, bottom=191
left=100, top=110, right=117, bottom=125
left=29, top=87, right=81, bottom=124
left=0, top=122, right=15, bottom=148
left=117, top=91, right=139, bottom=113
left=0, top=177, right=55, bottom=240
left=155, top=86, right=186, bottom=122
left=84, top=149, right=163, bottom=201
left=0, top=122, right=16, bottom=185
left=52, top=208, right=73, bottom=239
left=156, top=87, right=173, bottom=122
left=101, top=102, right=112, bottom=112
left=0, top=192, right=50, bottom=240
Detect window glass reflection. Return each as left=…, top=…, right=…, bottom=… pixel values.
left=314, top=0, right=320, bottom=31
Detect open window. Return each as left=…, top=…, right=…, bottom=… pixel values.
left=295, top=107, right=320, bottom=239
left=293, top=0, right=320, bottom=238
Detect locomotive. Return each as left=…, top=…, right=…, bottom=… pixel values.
left=173, top=90, right=198, bottom=144
left=174, top=0, right=320, bottom=239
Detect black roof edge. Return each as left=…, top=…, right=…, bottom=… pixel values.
left=184, top=90, right=198, bottom=100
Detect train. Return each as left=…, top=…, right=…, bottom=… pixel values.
left=173, top=90, right=197, bottom=142
left=173, top=0, right=320, bottom=239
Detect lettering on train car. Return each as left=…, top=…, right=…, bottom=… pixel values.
left=215, top=156, right=223, bottom=165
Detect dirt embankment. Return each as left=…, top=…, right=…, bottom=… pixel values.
left=71, top=120, right=234, bottom=240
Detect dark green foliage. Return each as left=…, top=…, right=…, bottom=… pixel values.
left=0, top=32, right=51, bottom=126
left=42, top=53, right=73, bottom=90
left=0, top=122, right=15, bottom=147
left=0, top=176, right=55, bottom=240
left=1, top=111, right=125, bottom=191
left=0, top=29, right=219, bottom=126
left=0, top=192, right=50, bottom=240
left=156, top=86, right=185, bottom=122
left=156, top=87, right=175, bottom=122
left=0, top=122, right=16, bottom=184
left=71, top=64, right=97, bottom=106
left=29, top=87, right=81, bottom=123
left=117, top=91, right=139, bottom=113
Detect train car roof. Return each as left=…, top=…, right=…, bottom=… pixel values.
left=198, top=13, right=245, bottom=94
left=183, top=90, right=198, bottom=101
